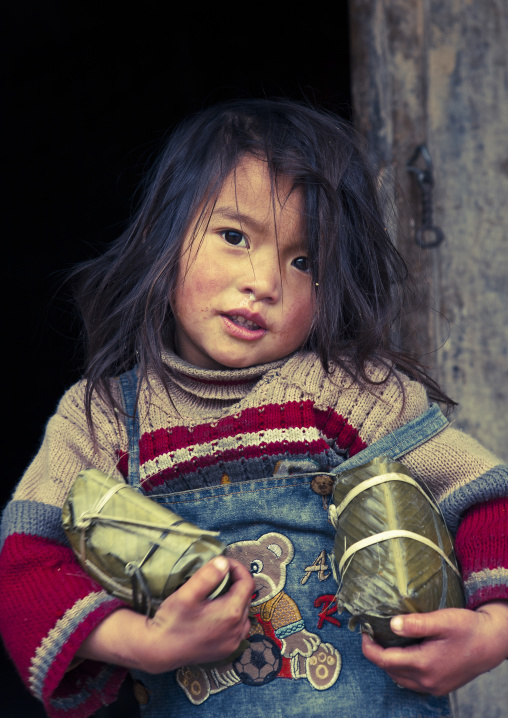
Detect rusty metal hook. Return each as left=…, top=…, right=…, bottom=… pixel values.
left=407, top=145, right=445, bottom=249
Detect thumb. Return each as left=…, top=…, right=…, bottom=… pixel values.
left=390, top=611, right=443, bottom=639
left=178, top=555, right=230, bottom=603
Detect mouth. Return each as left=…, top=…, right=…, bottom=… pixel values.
left=221, top=310, right=267, bottom=338
left=228, top=314, right=262, bottom=331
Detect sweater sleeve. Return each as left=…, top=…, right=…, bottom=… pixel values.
left=397, top=399, right=508, bottom=610
left=0, top=382, right=130, bottom=718
left=454, top=496, right=508, bottom=609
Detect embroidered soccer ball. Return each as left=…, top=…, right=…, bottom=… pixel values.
left=233, top=635, right=282, bottom=686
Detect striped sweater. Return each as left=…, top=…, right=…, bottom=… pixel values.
left=1, top=351, right=507, bottom=718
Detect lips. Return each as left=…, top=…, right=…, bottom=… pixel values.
left=220, top=310, right=268, bottom=342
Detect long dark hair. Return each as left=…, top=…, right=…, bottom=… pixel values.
left=72, top=98, right=454, bottom=426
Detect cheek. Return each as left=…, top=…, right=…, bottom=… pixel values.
left=284, top=291, right=315, bottom=336
left=176, top=267, right=223, bottom=311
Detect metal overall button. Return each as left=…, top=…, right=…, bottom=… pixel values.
left=310, top=475, right=334, bottom=496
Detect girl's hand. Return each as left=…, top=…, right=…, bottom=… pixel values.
left=144, top=555, right=254, bottom=672
left=78, top=555, right=255, bottom=673
left=362, top=601, right=508, bottom=695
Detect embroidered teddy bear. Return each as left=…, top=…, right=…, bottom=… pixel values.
left=177, top=532, right=341, bottom=705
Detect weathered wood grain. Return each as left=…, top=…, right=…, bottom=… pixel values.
left=349, top=1, right=508, bottom=714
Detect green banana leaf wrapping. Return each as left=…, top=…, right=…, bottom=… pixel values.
left=330, top=457, right=465, bottom=647
left=62, top=468, right=229, bottom=617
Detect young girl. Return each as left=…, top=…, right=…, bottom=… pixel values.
left=1, top=99, right=507, bottom=718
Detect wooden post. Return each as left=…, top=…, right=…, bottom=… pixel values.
left=349, top=2, right=508, bottom=714
left=350, top=0, right=440, bottom=372
left=349, top=0, right=508, bottom=454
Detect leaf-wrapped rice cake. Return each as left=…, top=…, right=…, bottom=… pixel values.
left=62, top=468, right=228, bottom=616
left=329, top=456, right=465, bottom=647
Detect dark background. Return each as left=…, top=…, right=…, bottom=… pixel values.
left=2, top=2, right=351, bottom=715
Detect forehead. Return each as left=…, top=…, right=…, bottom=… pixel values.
left=210, top=156, right=304, bottom=236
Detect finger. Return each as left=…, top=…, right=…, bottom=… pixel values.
left=361, top=637, right=428, bottom=691
left=361, top=632, right=424, bottom=671
left=386, top=673, right=435, bottom=695
left=362, top=632, right=388, bottom=666
left=214, top=564, right=255, bottom=620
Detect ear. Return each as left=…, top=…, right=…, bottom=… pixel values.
left=259, top=532, right=294, bottom=566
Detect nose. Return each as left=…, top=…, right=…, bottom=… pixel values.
left=240, top=251, right=281, bottom=302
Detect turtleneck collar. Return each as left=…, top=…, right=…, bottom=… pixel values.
left=160, top=349, right=290, bottom=403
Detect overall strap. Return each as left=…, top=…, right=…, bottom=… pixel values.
left=332, top=403, right=448, bottom=476
left=118, top=367, right=141, bottom=487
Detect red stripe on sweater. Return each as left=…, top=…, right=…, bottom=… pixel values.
left=139, top=437, right=336, bottom=489
left=455, top=497, right=508, bottom=578
left=116, top=450, right=129, bottom=478
left=138, top=401, right=366, bottom=468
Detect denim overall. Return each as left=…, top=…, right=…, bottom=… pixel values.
left=119, top=371, right=451, bottom=718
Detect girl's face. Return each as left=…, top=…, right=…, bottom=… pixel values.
left=172, top=156, right=315, bottom=369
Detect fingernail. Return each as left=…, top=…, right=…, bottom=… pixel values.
left=391, top=616, right=404, bottom=633
left=213, top=556, right=228, bottom=572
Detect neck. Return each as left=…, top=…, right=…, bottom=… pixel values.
left=159, top=349, right=290, bottom=405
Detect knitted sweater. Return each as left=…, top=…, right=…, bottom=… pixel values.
left=1, top=351, right=507, bottom=718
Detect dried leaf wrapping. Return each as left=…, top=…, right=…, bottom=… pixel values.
left=330, top=457, right=465, bottom=646
left=62, top=468, right=228, bottom=616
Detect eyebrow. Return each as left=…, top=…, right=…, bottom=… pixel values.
left=211, top=206, right=268, bottom=235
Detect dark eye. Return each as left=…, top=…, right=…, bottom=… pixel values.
left=250, top=560, right=263, bottom=575
left=221, top=230, right=248, bottom=247
left=292, top=256, right=309, bottom=272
